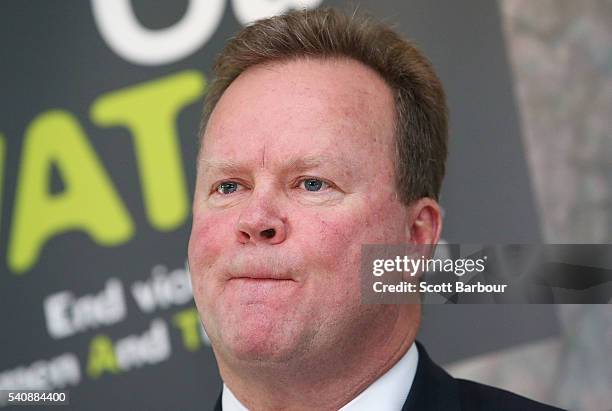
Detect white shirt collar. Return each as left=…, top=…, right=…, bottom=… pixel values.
left=222, top=382, right=249, bottom=411
left=222, top=342, right=419, bottom=411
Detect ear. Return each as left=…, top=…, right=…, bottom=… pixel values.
left=405, top=198, right=443, bottom=245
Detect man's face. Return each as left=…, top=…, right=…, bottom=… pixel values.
left=189, top=58, right=412, bottom=365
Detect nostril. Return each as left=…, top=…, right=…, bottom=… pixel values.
left=260, top=228, right=276, bottom=239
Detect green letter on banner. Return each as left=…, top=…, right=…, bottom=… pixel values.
left=8, top=110, right=134, bottom=274
left=91, top=70, right=205, bottom=231
left=172, top=308, right=203, bottom=352
left=87, top=335, right=120, bottom=378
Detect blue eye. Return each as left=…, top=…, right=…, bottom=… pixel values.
left=301, top=178, right=327, bottom=192
left=217, top=181, right=239, bottom=194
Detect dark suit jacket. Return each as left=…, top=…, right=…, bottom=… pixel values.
left=213, top=340, right=566, bottom=410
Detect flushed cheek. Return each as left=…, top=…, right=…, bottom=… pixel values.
left=294, top=213, right=368, bottom=285
left=188, top=211, right=236, bottom=305
left=295, top=200, right=406, bottom=284
left=309, top=201, right=401, bottom=248
left=360, top=193, right=408, bottom=242
left=189, top=210, right=233, bottom=266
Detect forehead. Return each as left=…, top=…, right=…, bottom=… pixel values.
left=201, top=57, right=396, bottom=165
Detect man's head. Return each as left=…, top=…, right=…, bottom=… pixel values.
left=188, top=6, right=447, bottom=383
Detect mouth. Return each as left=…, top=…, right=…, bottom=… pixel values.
left=230, top=272, right=296, bottom=281
left=230, top=277, right=296, bottom=284
left=231, top=278, right=295, bottom=286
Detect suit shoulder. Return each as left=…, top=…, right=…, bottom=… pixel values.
left=455, top=378, right=566, bottom=411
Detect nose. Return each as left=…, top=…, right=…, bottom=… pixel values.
left=236, top=192, right=287, bottom=245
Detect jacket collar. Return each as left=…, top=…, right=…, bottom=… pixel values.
left=401, top=341, right=461, bottom=411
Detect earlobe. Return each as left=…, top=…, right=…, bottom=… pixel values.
left=405, top=198, right=443, bottom=245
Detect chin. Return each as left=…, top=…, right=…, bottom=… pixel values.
left=220, top=319, right=308, bottom=365
left=226, top=337, right=295, bottom=364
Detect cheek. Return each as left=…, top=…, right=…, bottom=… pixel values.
left=189, top=214, right=220, bottom=265
left=310, top=196, right=405, bottom=245
left=292, top=209, right=369, bottom=280
left=188, top=210, right=236, bottom=294
left=362, top=192, right=409, bottom=243
left=293, top=197, right=407, bottom=276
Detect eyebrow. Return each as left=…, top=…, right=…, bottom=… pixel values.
left=201, top=154, right=344, bottom=175
left=200, top=159, right=249, bottom=175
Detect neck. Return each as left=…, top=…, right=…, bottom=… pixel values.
left=217, top=305, right=420, bottom=411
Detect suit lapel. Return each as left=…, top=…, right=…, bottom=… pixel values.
left=213, top=391, right=222, bottom=411
left=402, top=341, right=461, bottom=411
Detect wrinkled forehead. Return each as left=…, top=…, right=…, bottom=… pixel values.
left=200, top=57, right=397, bottom=169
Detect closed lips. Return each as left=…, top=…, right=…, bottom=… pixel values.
left=231, top=273, right=295, bottom=280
